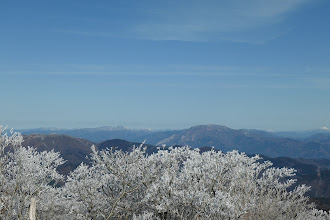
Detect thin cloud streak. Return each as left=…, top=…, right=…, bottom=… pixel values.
left=51, top=0, right=315, bottom=43
left=59, top=78, right=327, bottom=90
left=1, top=64, right=329, bottom=79
left=5, top=69, right=323, bottom=90
left=131, top=0, right=312, bottom=42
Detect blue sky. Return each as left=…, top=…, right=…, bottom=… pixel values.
left=1, top=0, right=330, bottom=131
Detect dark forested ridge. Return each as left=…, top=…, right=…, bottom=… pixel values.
left=22, top=134, right=94, bottom=175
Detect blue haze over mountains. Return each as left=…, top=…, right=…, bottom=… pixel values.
left=20, top=124, right=330, bottom=159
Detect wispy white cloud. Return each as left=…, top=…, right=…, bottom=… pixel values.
left=130, top=0, right=312, bottom=42
left=52, top=0, right=315, bottom=43
left=1, top=63, right=328, bottom=76
left=2, top=63, right=330, bottom=89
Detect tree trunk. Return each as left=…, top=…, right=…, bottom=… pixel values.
left=29, top=197, right=36, bottom=220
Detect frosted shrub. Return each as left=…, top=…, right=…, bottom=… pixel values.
left=63, top=145, right=330, bottom=219
left=0, top=126, right=65, bottom=219
left=62, top=144, right=155, bottom=219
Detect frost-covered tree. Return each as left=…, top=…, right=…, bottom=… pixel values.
left=62, top=144, right=157, bottom=219
left=0, top=126, right=65, bottom=219
left=62, top=145, right=330, bottom=220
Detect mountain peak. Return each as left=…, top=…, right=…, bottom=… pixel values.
left=190, top=124, right=231, bottom=131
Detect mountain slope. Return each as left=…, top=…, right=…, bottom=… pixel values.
left=22, top=134, right=95, bottom=175
left=156, top=125, right=330, bottom=159
left=20, top=126, right=154, bottom=143
left=274, top=128, right=330, bottom=140
left=305, top=133, right=330, bottom=145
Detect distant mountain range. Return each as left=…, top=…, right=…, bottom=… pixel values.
left=20, top=126, right=155, bottom=143
left=20, top=133, right=330, bottom=209
left=20, top=124, right=330, bottom=159
left=273, top=128, right=330, bottom=140
left=17, top=125, right=330, bottom=210
left=154, top=125, right=330, bottom=159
